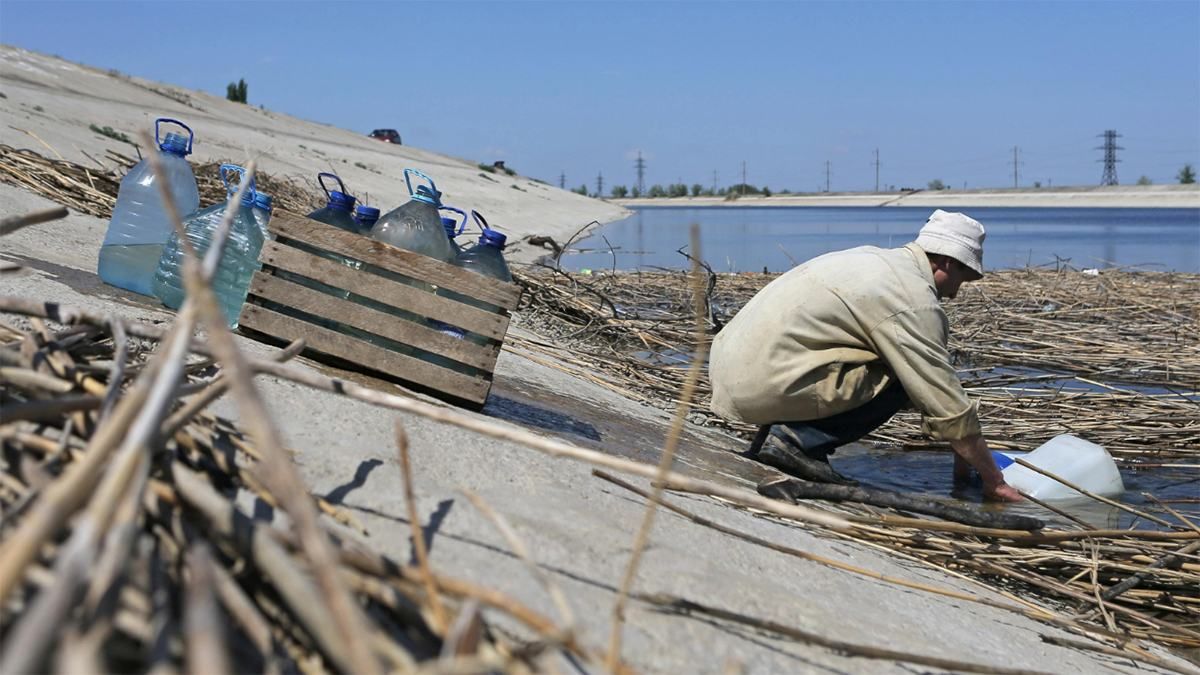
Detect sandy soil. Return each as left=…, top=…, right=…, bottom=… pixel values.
left=1, top=45, right=1192, bottom=673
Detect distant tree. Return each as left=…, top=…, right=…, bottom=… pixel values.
left=1136, top=175, right=1153, bottom=185
left=631, top=186, right=642, bottom=198
left=648, top=184, right=667, bottom=198
left=611, top=185, right=628, bottom=198
left=728, top=183, right=760, bottom=195
left=761, top=186, right=771, bottom=197
left=691, top=184, right=703, bottom=197
left=668, top=183, right=688, bottom=198
left=927, top=179, right=946, bottom=190
left=226, top=78, right=248, bottom=103
left=1178, top=164, right=1196, bottom=184
left=574, top=184, right=589, bottom=196
left=1033, top=181, right=1042, bottom=188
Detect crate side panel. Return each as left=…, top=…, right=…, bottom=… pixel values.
left=260, top=241, right=510, bottom=340
left=246, top=272, right=499, bottom=372
left=238, top=304, right=491, bottom=405
left=268, top=214, right=520, bottom=309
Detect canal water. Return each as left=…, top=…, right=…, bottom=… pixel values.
left=563, top=206, right=1200, bottom=273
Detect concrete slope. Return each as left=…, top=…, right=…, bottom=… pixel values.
left=0, top=44, right=628, bottom=263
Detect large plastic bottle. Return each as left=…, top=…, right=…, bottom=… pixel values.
left=251, top=192, right=273, bottom=239
left=440, top=206, right=468, bottom=256
left=427, top=213, right=512, bottom=371
left=152, top=164, right=265, bottom=328
left=992, top=434, right=1125, bottom=500
left=307, top=173, right=360, bottom=233
left=98, top=118, right=200, bottom=295
left=369, top=169, right=455, bottom=263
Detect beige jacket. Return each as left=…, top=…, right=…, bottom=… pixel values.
left=709, top=243, right=980, bottom=441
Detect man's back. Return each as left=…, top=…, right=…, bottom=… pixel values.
left=709, top=243, right=952, bottom=426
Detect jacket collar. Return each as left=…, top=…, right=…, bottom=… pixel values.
left=904, top=242, right=936, bottom=289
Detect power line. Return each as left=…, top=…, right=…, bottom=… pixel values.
left=824, top=160, right=832, bottom=192
left=634, top=151, right=646, bottom=194
left=596, top=171, right=604, bottom=198
left=1011, top=146, right=1022, bottom=188
left=559, top=171, right=565, bottom=189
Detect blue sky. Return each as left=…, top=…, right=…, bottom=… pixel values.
left=2, top=0, right=1198, bottom=193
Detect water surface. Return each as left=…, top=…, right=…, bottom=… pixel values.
left=564, top=206, right=1200, bottom=273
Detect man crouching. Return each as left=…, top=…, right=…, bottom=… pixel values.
left=709, top=209, right=1022, bottom=502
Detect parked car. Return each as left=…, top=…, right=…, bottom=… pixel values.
left=369, top=129, right=401, bottom=144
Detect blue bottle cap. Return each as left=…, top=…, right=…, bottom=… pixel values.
left=442, top=216, right=458, bottom=238
left=480, top=227, right=507, bottom=248
left=254, top=192, right=273, bottom=211
left=328, top=190, right=356, bottom=212
left=355, top=205, right=380, bottom=220
left=160, top=132, right=190, bottom=156
left=412, top=184, right=441, bottom=206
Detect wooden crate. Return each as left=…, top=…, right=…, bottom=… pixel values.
left=237, top=213, right=521, bottom=408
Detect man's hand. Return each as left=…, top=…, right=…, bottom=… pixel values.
left=950, top=435, right=1024, bottom=502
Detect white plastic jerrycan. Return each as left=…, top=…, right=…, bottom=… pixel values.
left=991, top=434, right=1125, bottom=501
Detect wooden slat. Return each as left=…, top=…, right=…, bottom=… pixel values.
left=268, top=213, right=521, bottom=309
left=259, top=242, right=510, bottom=340
left=238, top=304, right=491, bottom=405
left=246, top=273, right=499, bottom=372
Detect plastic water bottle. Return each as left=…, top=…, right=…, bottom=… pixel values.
left=152, top=164, right=265, bottom=328
left=440, top=206, right=468, bottom=256
left=427, top=213, right=511, bottom=372
left=369, top=169, right=455, bottom=263
left=354, top=205, right=380, bottom=231
left=98, top=118, right=200, bottom=295
left=992, top=434, right=1125, bottom=500
left=307, top=173, right=360, bottom=233
left=251, top=192, right=273, bottom=239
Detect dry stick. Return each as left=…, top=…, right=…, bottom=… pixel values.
left=460, top=488, right=577, bottom=633
left=0, top=316, right=178, bottom=604
left=1010, top=457, right=1177, bottom=529
left=607, top=225, right=710, bottom=672
left=184, top=543, right=232, bottom=675
left=172, top=463, right=361, bottom=672
left=97, top=318, right=128, bottom=422
left=1037, top=635, right=1199, bottom=675
left=395, top=422, right=449, bottom=634
left=141, top=138, right=381, bottom=675
left=0, top=205, right=68, bottom=235
left=0, top=314, right=192, bottom=672
left=634, top=592, right=1054, bottom=675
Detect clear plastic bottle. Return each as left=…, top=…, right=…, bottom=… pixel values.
left=369, top=169, right=454, bottom=263
left=428, top=214, right=512, bottom=372
left=307, top=173, right=360, bottom=233
left=251, top=192, right=273, bottom=239
left=152, top=164, right=264, bottom=328
left=98, top=118, right=200, bottom=296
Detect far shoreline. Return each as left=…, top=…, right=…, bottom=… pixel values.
left=610, top=183, right=1200, bottom=209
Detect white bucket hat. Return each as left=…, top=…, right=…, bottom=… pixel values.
left=914, top=209, right=986, bottom=279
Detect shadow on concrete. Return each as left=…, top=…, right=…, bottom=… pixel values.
left=410, top=498, right=455, bottom=565
left=324, top=458, right=384, bottom=505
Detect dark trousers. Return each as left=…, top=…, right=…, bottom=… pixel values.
left=763, top=381, right=909, bottom=461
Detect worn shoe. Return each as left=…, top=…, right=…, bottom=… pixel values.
left=756, top=430, right=858, bottom=486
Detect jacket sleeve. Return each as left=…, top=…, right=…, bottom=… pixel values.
left=868, top=307, right=981, bottom=441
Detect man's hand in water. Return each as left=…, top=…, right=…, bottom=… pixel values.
left=950, top=435, right=1024, bottom=503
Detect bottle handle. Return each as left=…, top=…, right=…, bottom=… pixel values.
left=403, top=168, right=438, bottom=199
left=155, top=118, right=194, bottom=154
left=317, top=172, right=347, bottom=201
left=439, top=206, right=468, bottom=236
left=470, top=209, right=490, bottom=234
left=220, top=163, right=255, bottom=196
